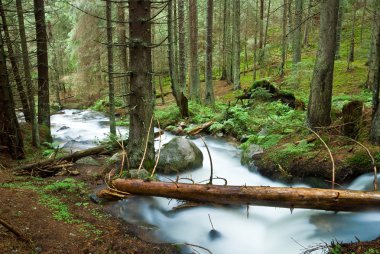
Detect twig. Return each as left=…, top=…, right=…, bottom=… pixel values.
left=151, top=118, right=162, bottom=177
left=306, top=128, right=335, bottom=189
left=208, top=214, right=215, bottom=230
left=173, top=243, right=213, bottom=254
left=138, top=114, right=154, bottom=172
left=199, top=136, right=214, bottom=185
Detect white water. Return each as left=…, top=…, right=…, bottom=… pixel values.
left=51, top=110, right=380, bottom=254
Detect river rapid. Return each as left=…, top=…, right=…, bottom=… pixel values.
left=51, top=109, right=380, bottom=254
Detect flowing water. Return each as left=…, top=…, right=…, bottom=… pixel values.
left=51, top=110, right=380, bottom=254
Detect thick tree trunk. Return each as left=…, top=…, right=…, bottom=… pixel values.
left=370, top=0, right=380, bottom=145
left=231, top=0, right=240, bottom=90
left=112, top=179, right=380, bottom=212
left=106, top=0, right=116, bottom=136
left=292, top=0, right=303, bottom=64
left=34, top=0, right=51, bottom=142
left=204, top=0, right=215, bottom=104
left=16, top=0, right=39, bottom=147
left=128, top=0, right=155, bottom=169
left=188, top=0, right=200, bottom=101
left=335, top=0, right=344, bottom=59
left=0, top=1, right=31, bottom=123
left=117, top=3, right=129, bottom=111
left=307, top=0, right=339, bottom=129
left=0, top=29, right=24, bottom=159
left=168, top=0, right=189, bottom=117
left=360, top=0, right=367, bottom=44
left=225, top=0, right=232, bottom=83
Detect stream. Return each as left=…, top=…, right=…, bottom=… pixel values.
left=51, top=109, right=380, bottom=254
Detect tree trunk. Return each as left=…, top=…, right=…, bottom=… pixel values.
left=360, top=0, right=367, bottom=44
left=117, top=3, right=129, bottom=112
left=204, top=0, right=215, bottom=104
left=111, top=179, right=380, bottom=212
left=347, top=4, right=356, bottom=70
left=259, top=0, right=264, bottom=49
left=188, top=0, right=200, bottom=101
left=231, top=0, right=240, bottom=90
left=263, top=0, right=271, bottom=48
left=34, top=0, right=51, bottom=142
left=220, top=0, right=228, bottom=80
left=280, top=0, right=288, bottom=76
left=106, top=0, right=116, bottom=136
left=225, top=0, right=233, bottom=83
left=303, top=0, right=312, bottom=47
left=0, top=28, right=24, bottom=160
left=288, top=0, right=293, bottom=48
left=253, top=0, right=259, bottom=81
left=292, top=0, right=303, bottom=64
left=16, top=0, right=39, bottom=147
left=370, top=0, right=380, bottom=145
left=0, top=1, right=31, bottom=123
left=128, top=0, right=155, bottom=169
left=168, top=0, right=189, bottom=117
left=307, top=0, right=339, bottom=129
left=177, top=0, right=189, bottom=118
left=335, top=0, right=344, bottom=59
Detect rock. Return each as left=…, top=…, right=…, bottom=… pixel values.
left=208, top=229, right=222, bottom=240
left=105, top=152, right=128, bottom=171
left=241, top=144, right=264, bottom=167
left=76, top=156, right=100, bottom=166
left=89, top=193, right=103, bottom=204
left=157, top=137, right=203, bottom=174
left=127, top=169, right=150, bottom=179
left=57, top=126, right=70, bottom=132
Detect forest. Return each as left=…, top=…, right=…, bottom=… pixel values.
left=1, top=0, right=380, bottom=253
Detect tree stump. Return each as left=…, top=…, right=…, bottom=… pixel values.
left=342, top=100, right=363, bottom=139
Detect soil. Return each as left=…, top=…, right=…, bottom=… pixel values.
left=0, top=155, right=179, bottom=254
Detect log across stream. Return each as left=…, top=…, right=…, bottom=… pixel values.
left=51, top=110, right=380, bottom=254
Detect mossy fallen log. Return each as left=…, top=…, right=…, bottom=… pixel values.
left=112, top=179, right=380, bottom=212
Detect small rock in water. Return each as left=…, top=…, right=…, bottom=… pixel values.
left=88, top=193, right=103, bottom=204
left=208, top=229, right=222, bottom=240
left=57, top=126, right=70, bottom=132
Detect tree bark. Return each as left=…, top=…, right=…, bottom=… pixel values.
left=335, top=0, right=344, bottom=59
left=292, top=0, right=303, bottom=64
left=253, top=0, right=259, bottom=81
left=128, top=0, right=155, bottom=169
left=117, top=3, right=129, bottom=112
left=0, top=27, right=24, bottom=159
left=220, top=0, right=228, bottom=80
left=204, top=0, right=215, bottom=104
left=231, top=0, right=240, bottom=90
left=168, top=0, right=189, bottom=117
left=188, top=0, right=200, bottom=101
left=0, top=1, right=31, bottom=123
left=16, top=0, right=39, bottom=147
left=303, top=0, right=312, bottom=47
left=106, top=0, right=116, bottom=136
left=307, top=0, right=339, bottom=129
left=370, top=0, right=380, bottom=145
left=280, top=0, right=288, bottom=76
left=263, top=0, right=271, bottom=48
left=34, top=0, right=51, bottom=142
left=360, top=0, right=367, bottom=44
left=259, top=0, right=264, bottom=49
left=347, top=4, right=356, bottom=70
left=112, top=179, right=380, bottom=212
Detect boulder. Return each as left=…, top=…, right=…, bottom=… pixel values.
left=157, top=137, right=203, bottom=174
left=241, top=144, right=264, bottom=168
left=76, top=156, right=100, bottom=166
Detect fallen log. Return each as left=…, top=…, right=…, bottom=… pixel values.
left=112, top=179, right=380, bottom=212
left=14, top=140, right=126, bottom=173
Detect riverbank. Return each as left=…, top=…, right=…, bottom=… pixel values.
left=0, top=154, right=179, bottom=254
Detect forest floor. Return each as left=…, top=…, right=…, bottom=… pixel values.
left=0, top=153, right=179, bottom=254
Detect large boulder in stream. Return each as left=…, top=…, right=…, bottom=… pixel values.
left=157, top=137, right=203, bottom=174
